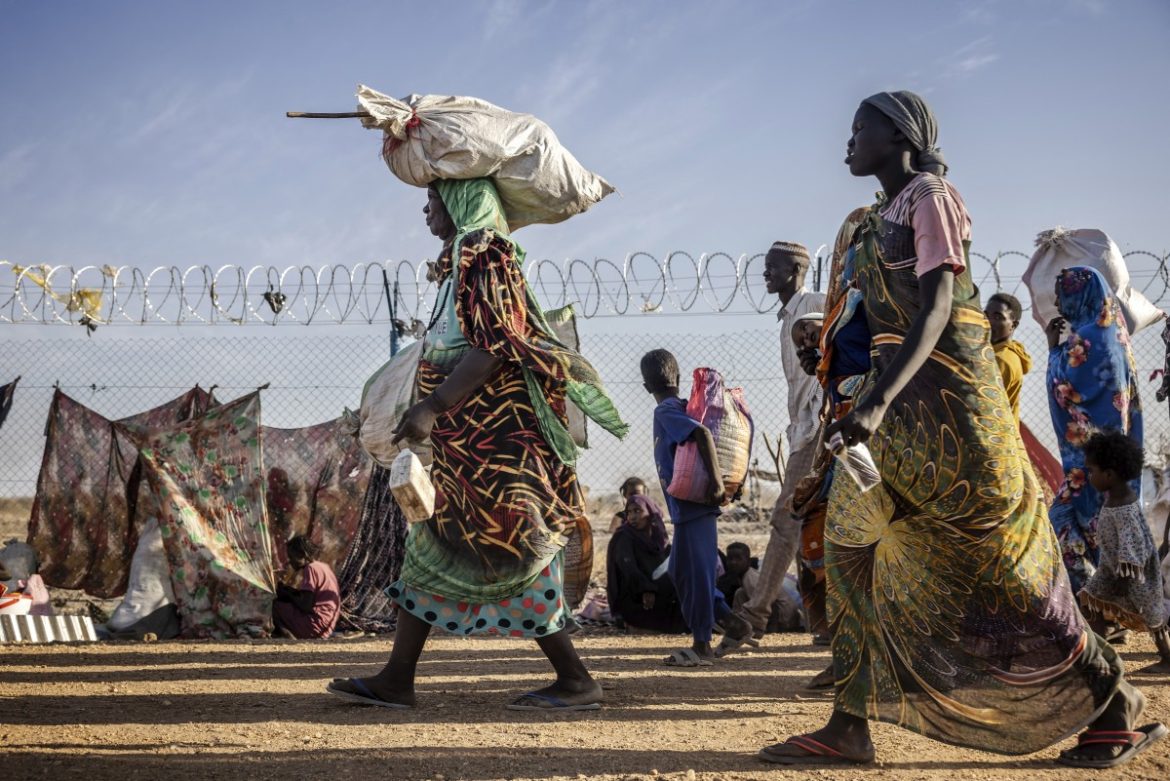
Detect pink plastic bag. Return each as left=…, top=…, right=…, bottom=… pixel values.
left=667, top=368, right=753, bottom=505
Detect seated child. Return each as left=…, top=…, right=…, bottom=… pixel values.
left=1079, top=430, right=1170, bottom=673
left=641, top=348, right=755, bottom=666
left=608, top=476, right=649, bottom=533
left=273, top=535, right=341, bottom=640
left=717, top=542, right=759, bottom=608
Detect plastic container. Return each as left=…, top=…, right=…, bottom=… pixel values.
left=389, top=449, right=436, bottom=523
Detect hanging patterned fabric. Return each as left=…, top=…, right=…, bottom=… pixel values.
left=336, top=464, right=408, bottom=633
left=132, top=392, right=275, bottom=638
left=261, top=413, right=372, bottom=572
left=27, top=387, right=216, bottom=597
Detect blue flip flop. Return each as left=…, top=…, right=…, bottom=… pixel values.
left=506, top=691, right=601, bottom=712
left=325, top=678, right=412, bottom=709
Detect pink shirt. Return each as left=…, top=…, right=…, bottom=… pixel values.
left=274, top=560, right=341, bottom=639
left=879, top=173, right=971, bottom=277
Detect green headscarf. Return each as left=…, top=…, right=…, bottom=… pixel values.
left=433, top=178, right=523, bottom=264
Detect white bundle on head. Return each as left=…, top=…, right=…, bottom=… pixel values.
left=357, top=86, right=615, bottom=231
left=1022, top=227, right=1164, bottom=334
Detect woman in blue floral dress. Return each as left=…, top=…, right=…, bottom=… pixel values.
left=1046, top=266, right=1143, bottom=594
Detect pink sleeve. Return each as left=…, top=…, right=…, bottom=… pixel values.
left=912, top=191, right=969, bottom=277
left=303, top=562, right=327, bottom=591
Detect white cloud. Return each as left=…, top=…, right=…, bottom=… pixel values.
left=480, top=0, right=523, bottom=41
left=1065, top=0, right=1107, bottom=15
left=129, top=89, right=192, bottom=143
left=955, top=52, right=1000, bottom=74
left=959, top=0, right=999, bottom=25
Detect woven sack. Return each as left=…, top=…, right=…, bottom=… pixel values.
left=666, top=368, right=753, bottom=505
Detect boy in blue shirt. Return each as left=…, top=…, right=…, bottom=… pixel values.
left=640, top=349, right=756, bottom=666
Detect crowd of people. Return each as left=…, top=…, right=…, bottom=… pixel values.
left=322, top=89, right=1170, bottom=770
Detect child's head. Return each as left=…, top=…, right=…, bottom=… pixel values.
left=286, top=534, right=319, bottom=569
left=1083, top=430, right=1143, bottom=493
left=640, top=349, right=680, bottom=395
left=791, top=313, right=824, bottom=351
left=725, top=542, right=752, bottom=577
left=619, top=476, right=647, bottom=499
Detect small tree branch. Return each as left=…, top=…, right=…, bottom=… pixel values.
left=286, top=112, right=372, bottom=119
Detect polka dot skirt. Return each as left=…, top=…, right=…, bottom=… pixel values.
left=386, top=554, right=568, bottom=638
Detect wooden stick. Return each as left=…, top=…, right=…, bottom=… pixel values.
left=286, top=111, right=372, bottom=119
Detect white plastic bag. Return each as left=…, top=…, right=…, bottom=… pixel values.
left=107, top=517, right=176, bottom=631
left=358, top=339, right=430, bottom=467
left=1023, top=227, right=1164, bottom=334
left=825, top=432, right=880, bottom=493
left=357, top=86, right=614, bottom=230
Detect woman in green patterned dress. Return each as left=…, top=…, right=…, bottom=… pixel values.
left=328, top=178, right=627, bottom=711
left=759, top=91, right=1161, bottom=769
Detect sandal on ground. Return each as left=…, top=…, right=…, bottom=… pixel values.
left=715, top=631, right=761, bottom=657
left=506, top=691, right=601, bottom=712
left=325, top=678, right=412, bottom=709
left=758, top=734, right=874, bottom=766
left=664, top=648, right=714, bottom=667
left=1056, top=723, right=1167, bottom=769
left=812, top=631, right=831, bottom=646
left=714, top=615, right=761, bottom=657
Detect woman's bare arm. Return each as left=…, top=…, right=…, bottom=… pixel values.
left=827, top=266, right=953, bottom=445
left=392, top=348, right=502, bottom=444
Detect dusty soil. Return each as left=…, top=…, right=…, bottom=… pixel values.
left=2, top=632, right=1168, bottom=781
left=4, top=497, right=1170, bottom=780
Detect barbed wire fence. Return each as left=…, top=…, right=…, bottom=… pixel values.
left=6, top=250, right=1169, bottom=327
left=2, top=250, right=1169, bottom=512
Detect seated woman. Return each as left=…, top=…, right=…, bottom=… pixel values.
left=607, top=476, right=648, bottom=533
left=606, top=495, right=687, bottom=633
left=273, top=535, right=341, bottom=639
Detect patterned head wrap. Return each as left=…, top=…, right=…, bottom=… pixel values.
left=861, top=90, right=948, bottom=176
left=624, top=494, right=669, bottom=554
left=1057, top=266, right=1115, bottom=329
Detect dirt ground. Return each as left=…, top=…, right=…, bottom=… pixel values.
left=2, top=632, right=1169, bottom=781
left=4, top=498, right=1170, bottom=780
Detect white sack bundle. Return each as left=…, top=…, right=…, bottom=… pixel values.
left=1022, top=227, right=1164, bottom=334
left=357, top=85, right=614, bottom=230
left=358, top=339, right=430, bottom=469
left=107, top=518, right=176, bottom=631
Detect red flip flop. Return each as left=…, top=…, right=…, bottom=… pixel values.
left=1057, top=723, right=1167, bottom=768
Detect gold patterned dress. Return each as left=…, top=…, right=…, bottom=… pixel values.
left=825, top=174, right=1121, bottom=754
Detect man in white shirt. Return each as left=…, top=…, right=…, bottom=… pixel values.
left=725, top=241, right=826, bottom=648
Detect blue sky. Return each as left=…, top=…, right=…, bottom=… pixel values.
left=2, top=0, right=1169, bottom=496
left=2, top=0, right=1168, bottom=277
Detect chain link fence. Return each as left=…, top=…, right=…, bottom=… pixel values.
left=2, top=250, right=1169, bottom=510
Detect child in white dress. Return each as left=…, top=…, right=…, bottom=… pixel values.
left=1080, top=430, right=1170, bottom=673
